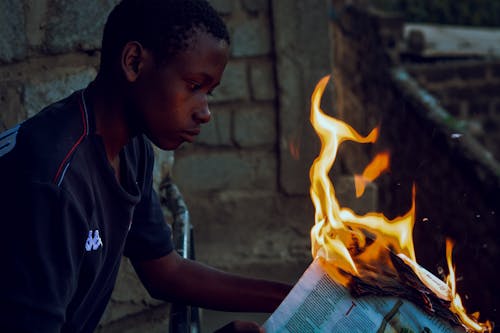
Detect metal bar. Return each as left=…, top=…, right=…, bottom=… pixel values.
left=189, top=227, right=200, bottom=333
left=160, top=177, right=201, bottom=333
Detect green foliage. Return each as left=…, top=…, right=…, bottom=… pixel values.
left=372, top=0, right=500, bottom=27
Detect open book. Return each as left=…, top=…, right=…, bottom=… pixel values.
left=263, top=259, right=464, bottom=333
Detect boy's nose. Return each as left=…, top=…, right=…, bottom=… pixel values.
left=193, top=96, right=212, bottom=124
left=194, top=100, right=211, bottom=124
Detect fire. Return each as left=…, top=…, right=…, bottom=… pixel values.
left=309, top=75, right=492, bottom=332
left=446, top=240, right=493, bottom=332
left=354, top=152, right=390, bottom=198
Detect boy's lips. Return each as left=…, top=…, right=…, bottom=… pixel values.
left=184, top=128, right=200, bottom=136
left=181, top=128, right=201, bottom=142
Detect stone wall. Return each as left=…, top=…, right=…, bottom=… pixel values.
left=0, top=0, right=335, bottom=331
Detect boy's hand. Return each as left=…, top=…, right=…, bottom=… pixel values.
left=213, top=320, right=264, bottom=333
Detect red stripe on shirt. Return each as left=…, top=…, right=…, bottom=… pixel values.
left=53, top=95, right=87, bottom=185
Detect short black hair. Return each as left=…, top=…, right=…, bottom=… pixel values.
left=99, top=0, right=230, bottom=74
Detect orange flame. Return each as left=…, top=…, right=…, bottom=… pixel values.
left=309, top=75, right=491, bottom=332
left=446, top=240, right=493, bottom=332
left=354, top=152, right=390, bottom=198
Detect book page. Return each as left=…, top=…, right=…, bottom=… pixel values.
left=263, top=259, right=464, bottom=333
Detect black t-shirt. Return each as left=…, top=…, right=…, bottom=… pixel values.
left=0, top=90, right=174, bottom=332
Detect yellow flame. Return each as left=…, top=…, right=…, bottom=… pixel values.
left=309, top=75, right=491, bottom=332
left=446, top=240, right=492, bottom=332
left=354, top=152, right=390, bottom=198
left=309, top=75, right=415, bottom=271
left=309, top=75, right=378, bottom=277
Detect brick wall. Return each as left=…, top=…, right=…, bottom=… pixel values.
left=406, top=60, right=500, bottom=161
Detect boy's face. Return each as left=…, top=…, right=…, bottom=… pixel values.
left=130, top=30, right=229, bottom=150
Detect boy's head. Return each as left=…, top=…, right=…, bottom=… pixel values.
left=100, top=0, right=230, bottom=74
left=97, top=0, right=231, bottom=150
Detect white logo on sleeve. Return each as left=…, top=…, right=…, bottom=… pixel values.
left=85, top=230, right=103, bottom=251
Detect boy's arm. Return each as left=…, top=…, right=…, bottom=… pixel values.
left=132, top=250, right=292, bottom=313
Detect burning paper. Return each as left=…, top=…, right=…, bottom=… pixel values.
left=264, top=76, right=491, bottom=332
left=263, top=258, right=463, bottom=333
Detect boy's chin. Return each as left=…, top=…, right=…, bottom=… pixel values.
left=149, top=136, right=184, bottom=151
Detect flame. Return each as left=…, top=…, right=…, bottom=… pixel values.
left=354, top=152, right=390, bottom=198
left=446, top=240, right=493, bottom=332
left=309, top=75, right=415, bottom=275
left=309, top=75, right=491, bottom=332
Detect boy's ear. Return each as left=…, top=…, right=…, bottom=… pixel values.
left=121, top=41, right=148, bottom=82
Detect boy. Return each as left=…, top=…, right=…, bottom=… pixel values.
left=0, top=0, right=291, bottom=332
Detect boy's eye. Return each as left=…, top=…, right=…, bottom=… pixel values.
left=188, top=82, right=202, bottom=91
left=186, top=80, right=216, bottom=97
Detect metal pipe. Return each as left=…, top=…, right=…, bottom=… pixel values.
left=160, top=177, right=200, bottom=333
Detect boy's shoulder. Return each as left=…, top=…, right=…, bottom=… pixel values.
left=0, top=90, right=88, bottom=184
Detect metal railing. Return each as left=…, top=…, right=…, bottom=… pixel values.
left=160, top=176, right=201, bottom=333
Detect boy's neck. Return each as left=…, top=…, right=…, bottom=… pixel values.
left=87, top=75, right=134, bottom=166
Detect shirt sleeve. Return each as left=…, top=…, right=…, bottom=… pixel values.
left=0, top=180, right=86, bottom=332
left=124, top=141, right=174, bottom=261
